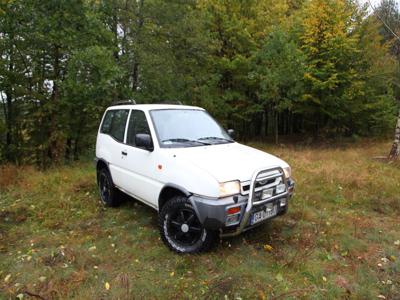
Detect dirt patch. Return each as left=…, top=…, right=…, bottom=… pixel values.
left=0, top=206, right=30, bottom=224
left=72, top=178, right=96, bottom=193
left=204, top=275, right=237, bottom=299
left=42, top=248, right=76, bottom=267
left=371, top=197, right=400, bottom=214
left=0, top=165, right=20, bottom=190
left=0, top=164, right=36, bottom=191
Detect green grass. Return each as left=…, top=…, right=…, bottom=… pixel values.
left=1, top=140, right=399, bottom=299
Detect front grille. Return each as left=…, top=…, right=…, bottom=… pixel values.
left=240, top=169, right=286, bottom=204
left=241, top=172, right=283, bottom=194
left=255, top=178, right=276, bottom=188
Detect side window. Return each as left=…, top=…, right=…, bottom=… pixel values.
left=100, top=111, right=113, bottom=134
left=127, top=110, right=151, bottom=146
left=101, top=109, right=129, bottom=142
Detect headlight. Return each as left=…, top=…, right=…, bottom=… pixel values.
left=219, top=181, right=240, bottom=197
left=283, top=166, right=291, bottom=179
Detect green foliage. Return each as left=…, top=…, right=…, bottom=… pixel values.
left=299, top=0, right=362, bottom=131
left=0, top=0, right=399, bottom=165
left=252, top=29, right=305, bottom=139
left=62, top=46, right=122, bottom=158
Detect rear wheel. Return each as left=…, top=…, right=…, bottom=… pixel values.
left=97, top=168, right=120, bottom=207
left=159, top=196, right=216, bottom=253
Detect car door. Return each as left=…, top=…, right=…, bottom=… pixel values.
left=99, top=109, right=130, bottom=188
left=118, top=109, right=162, bottom=208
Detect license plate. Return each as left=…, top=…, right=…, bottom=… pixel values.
left=250, top=203, right=277, bottom=225
left=261, top=188, right=273, bottom=199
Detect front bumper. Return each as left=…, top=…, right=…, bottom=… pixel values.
left=189, top=167, right=295, bottom=237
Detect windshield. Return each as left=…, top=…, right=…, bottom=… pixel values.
left=150, top=109, right=233, bottom=148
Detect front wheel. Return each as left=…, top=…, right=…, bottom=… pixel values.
left=159, top=196, right=216, bottom=253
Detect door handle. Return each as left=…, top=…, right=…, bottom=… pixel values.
left=121, top=151, right=127, bottom=156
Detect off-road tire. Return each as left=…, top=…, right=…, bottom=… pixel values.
left=97, top=167, right=120, bottom=207
left=159, top=196, right=216, bottom=253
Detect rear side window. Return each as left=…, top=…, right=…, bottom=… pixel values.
left=127, top=110, right=151, bottom=146
left=100, top=109, right=129, bottom=142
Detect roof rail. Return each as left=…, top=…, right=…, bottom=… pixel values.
left=157, top=100, right=183, bottom=105
left=112, top=99, right=136, bottom=106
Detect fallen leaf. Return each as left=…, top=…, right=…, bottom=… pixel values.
left=16, top=294, right=24, bottom=300
left=39, top=276, right=46, bottom=283
left=170, top=272, right=175, bottom=277
left=263, top=244, right=273, bottom=252
left=257, top=290, right=266, bottom=300
left=88, top=246, right=96, bottom=252
left=276, top=273, right=283, bottom=282
left=322, top=276, right=327, bottom=282
left=377, top=295, right=386, bottom=299
left=394, top=240, right=400, bottom=246
left=105, top=282, right=110, bottom=290
left=4, top=274, right=11, bottom=283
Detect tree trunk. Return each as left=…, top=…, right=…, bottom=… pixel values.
left=261, top=110, right=267, bottom=138
left=388, top=110, right=400, bottom=160
left=275, top=111, right=279, bottom=144
left=132, top=0, right=144, bottom=92
left=4, top=52, right=18, bottom=163
left=49, top=45, right=62, bottom=164
left=65, top=138, right=72, bottom=161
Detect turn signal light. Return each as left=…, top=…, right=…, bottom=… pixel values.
left=227, top=206, right=241, bottom=215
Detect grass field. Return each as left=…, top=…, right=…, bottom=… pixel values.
left=0, top=140, right=399, bottom=299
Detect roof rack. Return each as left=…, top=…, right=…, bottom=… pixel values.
left=112, top=99, right=136, bottom=106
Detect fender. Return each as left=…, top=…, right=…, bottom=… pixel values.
left=159, top=183, right=192, bottom=198
left=95, top=157, right=114, bottom=185
left=158, top=183, right=193, bottom=211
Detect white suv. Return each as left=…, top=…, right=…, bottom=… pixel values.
left=95, top=103, right=295, bottom=253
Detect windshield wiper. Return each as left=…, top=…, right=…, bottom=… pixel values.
left=198, top=136, right=233, bottom=143
left=162, top=138, right=210, bottom=145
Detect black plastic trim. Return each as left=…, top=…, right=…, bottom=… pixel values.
left=160, top=183, right=192, bottom=197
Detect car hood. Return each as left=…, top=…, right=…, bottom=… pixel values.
left=170, top=142, right=289, bottom=182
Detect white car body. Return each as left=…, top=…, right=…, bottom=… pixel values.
left=95, top=103, right=294, bottom=240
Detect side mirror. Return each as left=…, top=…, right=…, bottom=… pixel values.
left=227, top=129, right=235, bottom=139
left=135, top=134, right=153, bottom=151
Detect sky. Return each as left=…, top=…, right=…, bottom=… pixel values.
left=359, top=0, right=380, bottom=11
left=359, top=0, right=399, bottom=9
left=359, top=0, right=383, bottom=7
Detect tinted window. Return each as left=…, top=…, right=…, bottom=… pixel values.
left=100, top=111, right=113, bottom=134
left=100, top=109, right=129, bottom=142
left=127, top=110, right=151, bottom=146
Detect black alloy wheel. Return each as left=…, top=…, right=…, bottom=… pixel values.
left=168, top=207, right=203, bottom=246
left=159, top=196, right=216, bottom=253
